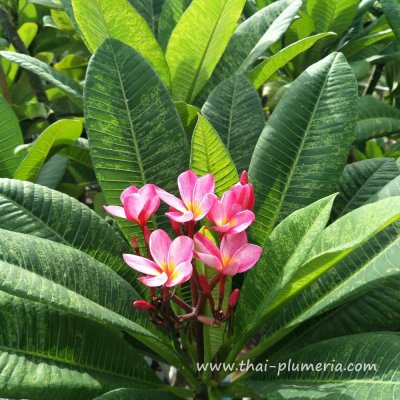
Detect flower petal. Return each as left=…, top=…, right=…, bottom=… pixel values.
left=206, top=197, right=225, bottom=225
left=221, top=231, right=248, bottom=259
left=222, top=260, right=239, bottom=276
left=103, top=205, right=126, bottom=219
left=139, top=272, right=168, bottom=287
left=168, top=236, right=194, bottom=266
left=194, top=232, right=221, bottom=259
left=149, top=229, right=171, bottom=269
left=166, top=262, right=193, bottom=287
left=228, top=210, right=255, bottom=233
left=234, top=244, right=263, bottom=273
left=120, top=186, right=138, bottom=202
left=222, top=190, right=242, bottom=218
left=123, top=254, right=162, bottom=275
left=156, top=188, right=187, bottom=213
left=195, top=251, right=222, bottom=269
left=123, top=193, right=144, bottom=222
left=193, top=174, right=215, bottom=203
left=166, top=210, right=194, bottom=223
left=195, top=193, right=217, bottom=221
left=178, top=170, right=197, bottom=205
left=140, top=185, right=160, bottom=221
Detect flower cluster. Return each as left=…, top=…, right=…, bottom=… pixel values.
left=105, top=170, right=262, bottom=328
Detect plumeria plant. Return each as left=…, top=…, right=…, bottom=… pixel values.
left=105, top=170, right=261, bottom=333
left=0, top=0, right=400, bottom=400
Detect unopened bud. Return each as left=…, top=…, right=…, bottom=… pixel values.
left=169, top=207, right=181, bottom=236
left=133, top=300, right=156, bottom=313
left=131, top=235, right=140, bottom=253
left=240, top=171, right=249, bottom=185
left=228, top=289, right=240, bottom=309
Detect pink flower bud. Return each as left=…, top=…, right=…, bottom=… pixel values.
left=228, top=289, right=240, bottom=309
left=240, top=171, right=249, bottom=184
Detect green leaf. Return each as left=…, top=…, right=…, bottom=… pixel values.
left=37, top=153, right=69, bottom=188
left=85, top=39, right=188, bottom=242
left=201, top=74, right=264, bottom=171
left=231, top=194, right=336, bottom=360
left=0, top=51, right=83, bottom=106
left=307, top=0, right=359, bottom=36
left=366, top=140, right=384, bottom=158
left=249, top=53, right=358, bottom=246
left=72, top=0, right=170, bottom=86
left=175, top=101, right=200, bottom=138
left=238, top=0, right=302, bottom=73
left=332, top=158, right=400, bottom=219
left=197, top=0, right=299, bottom=101
left=128, top=0, right=155, bottom=31
left=14, top=119, right=82, bottom=183
left=158, top=0, right=191, bottom=50
left=0, top=291, right=158, bottom=400
left=247, top=333, right=400, bottom=399
left=0, top=95, right=23, bottom=178
left=247, top=33, right=336, bottom=89
left=190, top=114, right=238, bottom=196
left=355, top=95, right=400, bottom=142
left=92, top=388, right=184, bottom=400
left=0, top=178, right=144, bottom=293
left=166, top=0, right=246, bottom=102
left=382, top=0, right=400, bottom=41
left=28, top=0, right=63, bottom=8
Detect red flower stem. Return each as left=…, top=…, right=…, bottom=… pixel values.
left=209, top=274, right=220, bottom=290
left=140, top=225, right=151, bottom=259
left=218, top=274, right=226, bottom=311
left=171, top=294, right=193, bottom=313
left=149, top=287, right=155, bottom=300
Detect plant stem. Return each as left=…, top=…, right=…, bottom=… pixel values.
left=364, top=63, right=384, bottom=95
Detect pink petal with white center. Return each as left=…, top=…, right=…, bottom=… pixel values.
left=103, top=205, right=126, bottom=219
left=166, top=262, right=193, bottom=287
left=120, top=186, right=138, bottom=202
left=156, top=188, right=187, bottom=213
left=123, top=194, right=144, bottom=222
left=195, top=251, right=222, bottom=269
left=139, top=272, right=168, bottom=287
left=228, top=210, right=255, bottom=233
left=178, top=170, right=197, bottom=206
left=221, top=232, right=248, bottom=259
left=194, top=232, right=221, bottom=259
left=123, top=254, right=162, bottom=275
left=166, top=210, right=194, bottom=223
left=193, top=174, right=215, bottom=204
left=234, top=244, right=263, bottom=273
left=149, top=229, right=171, bottom=268
left=168, top=236, right=194, bottom=266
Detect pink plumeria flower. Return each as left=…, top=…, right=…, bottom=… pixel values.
left=194, top=231, right=262, bottom=276
left=157, top=170, right=216, bottom=223
left=123, top=229, right=194, bottom=287
left=104, top=184, right=160, bottom=227
left=231, top=171, right=255, bottom=211
left=206, top=190, right=255, bottom=234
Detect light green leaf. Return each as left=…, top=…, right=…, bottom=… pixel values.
left=0, top=51, right=83, bottom=106
left=355, top=95, right=400, bottom=142
left=190, top=114, right=238, bottom=196
left=247, top=32, right=336, bottom=89
left=249, top=53, right=358, bottom=246
left=158, top=0, right=191, bottom=50
left=128, top=0, right=155, bottom=31
left=166, top=0, right=246, bottom=102
left=201, top=74, right=264, bottom=171
left=28, top=0, right=63, bottom=8
left=14, top=119, right=82, bottom=182
left=0, top=290, right=158, bottom=400
left=231, top=194, right=336, bottom=360
left=0, top=178, right=144, bottom=293
left=382, top=0, right=400, bottom=41
left=198, top=0, right=295, bottom=101
left=0, top=95, right=24, bottom=178
left=247, top=333, right=400, bottom=399
left=307, top=0, right=359, bottom=36
left=238, top=0, right=301, bottom=73
left=72, top=0, right=170, bottom=86
left=333, top=158, right=400, bottom=219
left=85, top=39, right=188, bottom=242
left=175, top=101, right=200, bottom=138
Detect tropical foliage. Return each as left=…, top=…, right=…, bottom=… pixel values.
left=0, top=0, right=400, bottom=399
